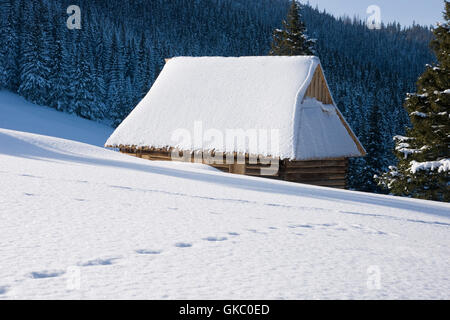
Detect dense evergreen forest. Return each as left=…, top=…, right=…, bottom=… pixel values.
left=0, top=0, right=436, bottom=191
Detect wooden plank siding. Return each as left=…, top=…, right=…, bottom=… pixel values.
left=303, top=65, right=333, bottom=105
left=280, top=159, right=348, bottom=189
left=118, top=147, right=348, bottom=189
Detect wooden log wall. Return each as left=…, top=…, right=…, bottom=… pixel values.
left=118, top=147, right=348, bottom=189
left=279, top=158, right=348, bottom=189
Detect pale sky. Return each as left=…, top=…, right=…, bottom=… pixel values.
left=301, top=0, right=445, bottom=27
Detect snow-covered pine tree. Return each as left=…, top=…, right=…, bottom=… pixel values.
left=269, top=0, right=316, bottom=56
left=92, top=29, right=107, bottom=119
left=48, top=6, right=67, bottom=111
left=60, top=27, right=78, bottom=114
left=136, top=32, right=150, bottom=100
left=107, top=33, right=123, bottom=126
left=18, top=0, right=52, bottom=106
left=0, top=1, right=8, bottom=88
left=1, top=0, right=21, bottom=91
left=362, top=102, right=387, bottom=193
left=116, top=32, right=135, bottom=121
left=72, top=23, right=103, bottom=120
left=73, top=53, right=95, bottom=119
left=377, top=1, right=450, bottom=202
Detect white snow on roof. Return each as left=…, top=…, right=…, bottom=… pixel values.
left=295, top=98, right=361, bottom=160
left=106, top=56, right=362, bottom=160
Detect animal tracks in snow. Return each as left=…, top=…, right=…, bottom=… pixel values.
left=79, top=257, right=120, bottom=267
left=136, top=249, right=162, bottom=255
left=174, top=242, right=192, bottom=248
left=23, top=193, right=36, bottom=197
left=247, top=229, right=267, bottom=235
left=28, top=270, right=65, bottom=279
left=350, top=224, right=389, bottom=235
left=288, top=224, right=314, bottom=229
left=340, top=210, right=450, bottom=227
left=19, top=173, right=42, bottom=179
left=22, top=222, right=394, bottom=288
left=203, top=236, right=227, bottom=242
left=284, top=221, right=392, bottom=237
left=14, top=220, right=398, bottom=297
left=109, top=185, right=133, bottom=190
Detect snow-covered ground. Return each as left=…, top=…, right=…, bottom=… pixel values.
left=0, top=90, right=113, bottom=146
left=0, top=91, right=449, bottom=299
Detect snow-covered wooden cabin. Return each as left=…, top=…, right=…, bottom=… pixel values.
left=106, top=56, right=365, bottom=189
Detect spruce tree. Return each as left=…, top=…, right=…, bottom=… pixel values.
left=269, top=0, right=316, bottom=56
left=377, top=1, right=449, bottom=202
left=90, top=28, right=107, bottom=118
left=0, top=0, right=10, bottom=89
left=137, top=32, right=150, bottom=99
left=61, top=28, right=78, bottom=114
left=73, top=28, right=99, bottom=120
left=363, top=103, right=387, bottom=193
left=2, top=0, right=23, bottom=92
left=48, top=7, right=66, bottom=111
left=107, top=33, right=123, bottom=125
left=73, top=50, right=95, bottom=119
left=18, top=0, right=51, bottom=105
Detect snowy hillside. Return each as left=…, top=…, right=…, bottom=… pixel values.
left=0, top=91, right=113, bottom=146
left=0, top=92, right=449, bottom=299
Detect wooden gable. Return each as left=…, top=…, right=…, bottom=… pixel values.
left=303, top=64, right=334, bottom=105
left=303, top=64, right=366, bottom=157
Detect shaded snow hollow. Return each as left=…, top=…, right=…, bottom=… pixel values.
left=106, top=56, right=362, bottom=160
left=0, top=90, right=113, bottom=147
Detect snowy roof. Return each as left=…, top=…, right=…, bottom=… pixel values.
left=106, top=56, right=365, bottom=160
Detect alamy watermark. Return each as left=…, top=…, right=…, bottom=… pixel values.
left=366, top=265, right=381, bottom=290
left=170, top=121, right=280, bottom=175
left=66, top=266, right=81, bottom=290
left=366, top=5, right=381, bottom=30
left=67, top=5, right=81, bottom=30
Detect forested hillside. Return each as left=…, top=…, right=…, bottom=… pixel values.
left=0, top=0, right=435, bottom=191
